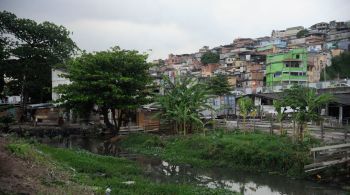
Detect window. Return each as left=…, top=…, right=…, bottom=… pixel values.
left=274, top=72, right=282, bottom=77
left=296, top=54, right=300, bottom=59
left=285, top=62, right=300, bottom=68
left=290, top=72, right=305, bottom=76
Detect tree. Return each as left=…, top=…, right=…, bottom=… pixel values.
left=296, top=29, right=309, bottom=38
left=55, top=47, right=152, bottom=135
left=320, top=52, right=350, bottom=81
left=282, top=85, right=332, bottom=141
left=207, top=74, right=231, bottom=96
left=0, top=105, right=14, bottom=129
left=200, top=52, right=219, bottom=65
left=273, top=99, right=287, bottom=135
left=0, top=11, right=77, bottom=119
left=156, top=76, right=212, bottom=135
left=237, top=97, right=254, bottom=132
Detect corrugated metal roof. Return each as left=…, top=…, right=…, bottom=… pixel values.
left=333, top=94, right=350, bottom=105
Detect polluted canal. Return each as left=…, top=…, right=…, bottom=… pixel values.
left=36, top=135, right=346, bottom=195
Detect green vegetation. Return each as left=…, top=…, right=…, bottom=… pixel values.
left=237, top=97, right=254, bottom=132
left=296, top=29, right=309, bottom=38
left=120, top=132, right=318, bottom=177
left=273, top=99, right=287, bottom=135
left=156, top=76, right=212, bottom=135
left=200, top=52, right=219, bottom=65
left=0, top=105, right=14, bottom=129
left=321, top=52, right=350, bottom=81
left=0, top=11, right=77, bottom=105
left=55, top=46, right=153, bottom=134
left=207, top=74, right=231, bottom=96
left=282, top=85, right=332, bottom=141
left=6, top=139, right=234, bottom=195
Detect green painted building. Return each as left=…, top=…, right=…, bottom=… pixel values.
left=266, top=48, right=308, bottom=86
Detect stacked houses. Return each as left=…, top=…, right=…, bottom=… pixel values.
left=150, top=20, right=350, bottom=91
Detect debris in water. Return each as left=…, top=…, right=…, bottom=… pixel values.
left=105, top=187, right=111, bottom=195
left=122, top=181, right=135, bottom=185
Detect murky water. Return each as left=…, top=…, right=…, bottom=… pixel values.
left=37, top=135, right=347, bottom=195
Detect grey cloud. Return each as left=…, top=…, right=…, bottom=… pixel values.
left=1, top=0, right=350, bottom=59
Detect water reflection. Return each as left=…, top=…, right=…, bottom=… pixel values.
left=36, top=135, right=346, bottom=195
left=137, top=157, right=345, bottom=195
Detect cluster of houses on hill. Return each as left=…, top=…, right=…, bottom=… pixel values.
left=144, top=20, right=350, bottom=124
left=150, top=20, right=350, bottom=91
left=2, top=20, right=350, bottom=129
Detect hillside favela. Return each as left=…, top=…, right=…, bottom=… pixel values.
left=0, top=0, right=350, bottom=195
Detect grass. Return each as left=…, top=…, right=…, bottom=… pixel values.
left=120, top=130, right=320, bottom=177
left=6, top=138, right=236, bottom=195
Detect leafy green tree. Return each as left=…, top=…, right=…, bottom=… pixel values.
left=0, top=105, right=14, bottom=129
left=0, top=11, right=77, bottom=120
left=273, top=99, right=287, bottom=135
left=320, top=52, right=350, bottom=81
left=157, top=76, right=212, bottom=135
left=296, top=29, right=309, bottom=38
left=200, top=52, right=219, bottom=65
left=282, top=85, right=332, bottom=141
left=55, top=47, right=152, bottom=134
left=207, top=74, right=231, bottom=96
left=0, top=34, right=9, bottom=98
left=238, top=97, right=254, bottom=132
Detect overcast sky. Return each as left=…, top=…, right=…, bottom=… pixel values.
left=1, top=0, right=350, bottom=60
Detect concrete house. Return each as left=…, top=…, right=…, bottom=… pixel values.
left=266, top=48, right=308, bottom=86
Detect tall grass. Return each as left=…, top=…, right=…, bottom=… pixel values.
left=120, top=131, right=319, bottom=177
left=6, top=139, right=235, bottom=195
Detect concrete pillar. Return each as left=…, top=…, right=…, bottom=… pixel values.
left=339, top=106, right=343, bottom=126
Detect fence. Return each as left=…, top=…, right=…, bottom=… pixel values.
left=221, top=119, right=349, bottom=143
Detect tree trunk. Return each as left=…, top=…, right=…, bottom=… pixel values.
left=111, top=109, right=118, bottom=135
left=299, top=123, right=304, bottom=141
left=243, top=116, right=246, bottom=133
left=280, top=120, right=283, bottom=135
left=183, top=120, right=186, bottom=136
left=20, top=74, right=27, bottom=122
left=101, top=106, right=113, bottom=129
left=0, top=71, right=4, bottom=96
left=174, top=121, right=178, bottom=134
left=116, top=109, right=124, bottom=135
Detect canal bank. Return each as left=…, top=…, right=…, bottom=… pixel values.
left=1, top=131, right=348, bottom=194
left=0, top=135, right=234, bottom=195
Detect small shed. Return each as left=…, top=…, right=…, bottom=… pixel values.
left=27, top=103, right=61, bottom=126
left=136, top=103, right=161, bottom=131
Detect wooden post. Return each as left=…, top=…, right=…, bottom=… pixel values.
left=270, top=117, right=273, bottom=135
left=293, top=120, right=296, bottom=142
left=128, top=117, right=131, bottom=134
left=345, top=120, right=348, bottom=142
left=321, top=120, right=324, bottom=140
left=339, top=106, right=343, bottom=127
left=253, top=117, right=256, bottom=133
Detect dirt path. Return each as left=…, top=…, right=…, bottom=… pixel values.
left=0, top=136, right=40, bottom=194
left=0, top=136, right=92, bottom=195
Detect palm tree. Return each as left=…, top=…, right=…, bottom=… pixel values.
left=273, top=99, right=287, bottom=135
left=156, top=76, right=213, bottom=135
left=283, top=85, right=332, bottom=141
left=238, top=97, right=254, bottom=132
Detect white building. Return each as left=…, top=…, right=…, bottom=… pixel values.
left=51, top=69, right=71, bottom=101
